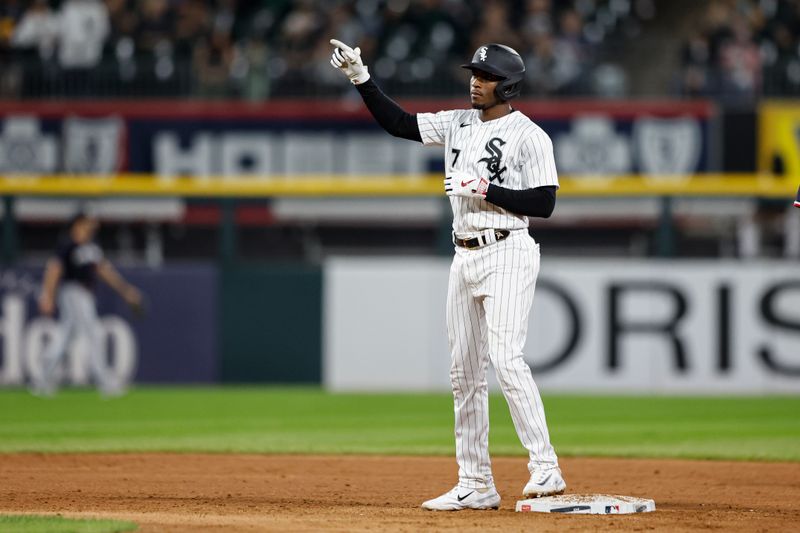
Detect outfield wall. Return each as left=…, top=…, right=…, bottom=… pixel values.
left=1, top=259, right=798, bottom=394
left=0, top=263, right=322, bottom=387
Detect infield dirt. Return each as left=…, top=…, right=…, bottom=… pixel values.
left=1, top=454, right=798, bottom=532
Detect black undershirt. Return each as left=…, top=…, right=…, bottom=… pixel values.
left=485, top=184, right=556, bottom=218
left=355, top=79, right=421, bottom=141
left=354, top=78, right=557, bottom=218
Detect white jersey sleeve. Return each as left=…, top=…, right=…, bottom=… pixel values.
left=519, top=129, right=560, bottom=189
left=417, top=110, right=460, bottom=146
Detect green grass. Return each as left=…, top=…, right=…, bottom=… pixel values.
left=0, top=387, right=798, bottom=461
left=0, top=515, right=136, bottom=533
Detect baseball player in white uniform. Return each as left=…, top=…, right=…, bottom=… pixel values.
left=34, top=213, right=142, bottom=397
left=330, top=40, right=566, bottom=510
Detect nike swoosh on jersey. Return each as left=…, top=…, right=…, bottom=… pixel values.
left=461, top=179, right=476, bottom=187
left=459, top=122, right=470, bottom=128
left=457, top=491, right=474, bottom=501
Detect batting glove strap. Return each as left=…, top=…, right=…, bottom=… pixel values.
left=475, top=178, right=490, bottom=196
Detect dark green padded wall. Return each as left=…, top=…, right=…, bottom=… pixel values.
left=219, top=263, right=322, bottom=383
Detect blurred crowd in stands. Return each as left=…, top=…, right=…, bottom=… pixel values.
left=679, top=0, right=800, bottom=100
left=0, top=0, right=656, bottom=99
left=4, top=0, right=796, bottom=101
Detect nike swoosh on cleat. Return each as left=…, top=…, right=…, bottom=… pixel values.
left=457, top=491, right=474, bottom=501
left=461, top=179, right=476, bottom=187
left=536, top=474, right=552, bottom=485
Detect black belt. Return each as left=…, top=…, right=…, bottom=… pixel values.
left=454, top=230, right=510, bottom=250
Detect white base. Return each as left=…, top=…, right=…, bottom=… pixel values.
left=516, top=494, right=656, bottom=514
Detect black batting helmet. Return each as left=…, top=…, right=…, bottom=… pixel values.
left=461, top=43, right=525, bottom=101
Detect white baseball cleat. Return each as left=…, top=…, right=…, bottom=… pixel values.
left=29, top=380, right=57, bottom=398
left=421, top=485, right=501, bottom=511
left=522, top=466, right=567, bottom=498
left=98, top=377, right=127, bottom=399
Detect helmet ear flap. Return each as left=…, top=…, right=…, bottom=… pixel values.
left=496, top=80, right=522, bottom=100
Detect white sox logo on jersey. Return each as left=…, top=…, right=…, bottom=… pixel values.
left=416, top=108, right=560, bottom=233
left=478, top=137, right=507, bottom=183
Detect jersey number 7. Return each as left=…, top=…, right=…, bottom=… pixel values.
left=451, top=148, right=461, bottom=167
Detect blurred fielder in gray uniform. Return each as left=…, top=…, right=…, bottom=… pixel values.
left=34, top=213, right=142, bottom=397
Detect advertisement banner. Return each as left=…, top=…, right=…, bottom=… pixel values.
left=324, top=258, right=800, bottom=394
left=0, top=100, right=714, bottom=177
left=0, top=264, right=218, bottom=387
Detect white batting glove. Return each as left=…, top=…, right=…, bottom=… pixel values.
left=444, top=170, right=490, bottom=199
left=329, top=38, right=370, bottom=85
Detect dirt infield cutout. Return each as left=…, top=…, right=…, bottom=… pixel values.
left=1, top=454, right=797, bottom=532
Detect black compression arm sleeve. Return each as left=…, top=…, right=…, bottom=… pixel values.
left=484, top=185, right=557, bottom=218
left=355, top=79, right=422, bottom=142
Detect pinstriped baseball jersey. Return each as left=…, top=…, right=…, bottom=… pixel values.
left=417, top=109, right=559, bottom=235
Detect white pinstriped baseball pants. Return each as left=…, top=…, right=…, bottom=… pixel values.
left=446, top=230, right=558, bottom=489
left=39, top=282, right=112, bottom=390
